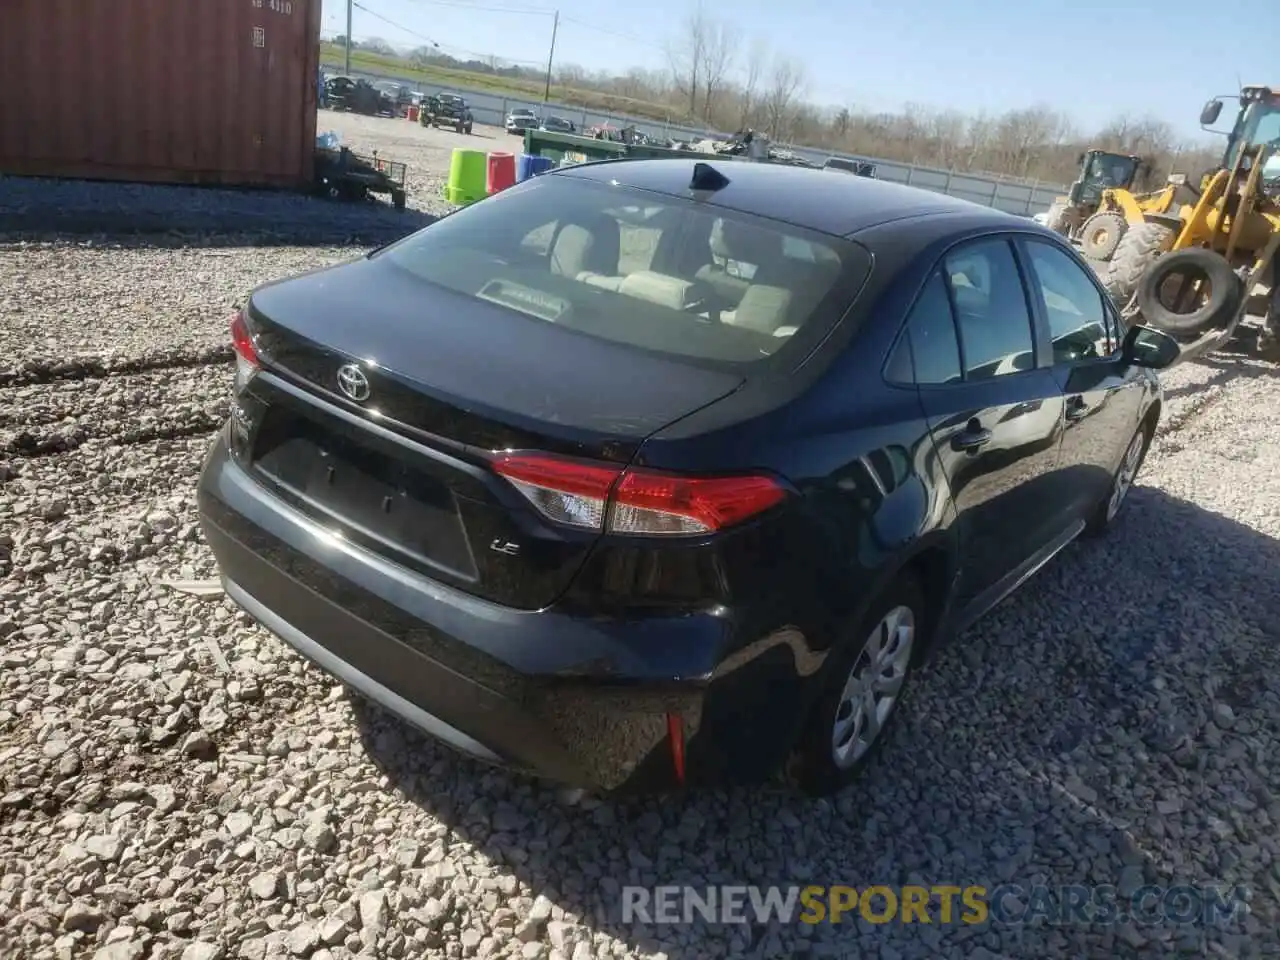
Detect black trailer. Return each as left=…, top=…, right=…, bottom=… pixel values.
left=314, top=147, right=407, bottom=210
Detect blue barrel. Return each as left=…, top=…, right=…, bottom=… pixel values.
left=517, top=154, right=554, bottom=181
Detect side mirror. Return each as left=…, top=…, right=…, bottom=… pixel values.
left=1200, top=99, right=1223, bottom=127
left=1067, top=181, right=1085, bottom=205
left=1122, top=325, right=1181, bottom=369
left=1076, top=152, right=1086, bottom=167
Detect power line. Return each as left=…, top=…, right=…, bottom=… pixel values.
left=404, top=0, right=555, bottom=18
left=375, top=0, right=668, bottom=53
left=349, top=0, right=546, bottom=66
left=560, top=16, right=666, bottom=51
left=346, top=0, right=672, bottom=78
left=351, top=1, right=439, bottom=45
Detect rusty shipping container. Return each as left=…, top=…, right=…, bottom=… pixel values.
left=0, top=0, right=322, bottom=189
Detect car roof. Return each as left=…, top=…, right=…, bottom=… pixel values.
left=552, top=158, right=1024, bottom=237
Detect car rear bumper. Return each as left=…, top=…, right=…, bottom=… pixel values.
left=197, top=429, right=807, bottom=791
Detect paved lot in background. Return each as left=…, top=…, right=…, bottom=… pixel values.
left=2, top=114, right=1280, bottom=960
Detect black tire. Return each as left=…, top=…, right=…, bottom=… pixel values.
left=1079, top=211, right=1128, bottom=261
left=1085, top=417, right=1153, bottom=536
left=1135, top=247, right=1243, bottom=338
left=789, top=574, right=926, bottom=796
left=1103, top=221, right=1176, bottom=307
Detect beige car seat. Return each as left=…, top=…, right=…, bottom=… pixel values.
left=548, top=213, right=621, bottom=282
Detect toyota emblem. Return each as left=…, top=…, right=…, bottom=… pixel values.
left=336, top=363, right=371, bottom=402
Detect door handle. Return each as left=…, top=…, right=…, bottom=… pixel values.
left=1065, top=396, right=1088, bottom=422
left=951, top=426, right=992, bottom=452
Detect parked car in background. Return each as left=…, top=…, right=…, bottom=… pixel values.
left=539, top=116, right=576, bottom=134
left=506, top=108, right=539, bottom=135
left=373, top=80, right=411, bottom=110
left=200, top=159, right=1181, bottom=798
left=824, top=156, right=878, bottom=178
left=422, top=94, right=473, bottom=134
left=324, top=77, right=394, bottom=117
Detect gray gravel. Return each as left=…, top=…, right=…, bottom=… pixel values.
left=3, top=113, right=1280, bottom=960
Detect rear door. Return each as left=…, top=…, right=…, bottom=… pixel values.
left=1018, top=237, right=1146, bottom=519
left=904, top=237, right=1068, bottom=603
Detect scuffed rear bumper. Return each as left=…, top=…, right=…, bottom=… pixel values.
left=196, top=429, right=746, bottom=792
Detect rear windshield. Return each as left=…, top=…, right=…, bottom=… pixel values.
left=380, top=174, right=867, bottom=366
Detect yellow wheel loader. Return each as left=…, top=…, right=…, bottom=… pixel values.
left=1076, top=175, right=1195, bottom=261
left=1102, top=85, right=1280, bottom=360
left=1043, top=149, right=1148, bottom=242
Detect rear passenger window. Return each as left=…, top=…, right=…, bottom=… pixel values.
left=906, top=272, right=963, bottom=385
left=944, top=240, right=1036, bottom=380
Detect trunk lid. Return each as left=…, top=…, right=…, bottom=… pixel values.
left=239, top=255, right=743, bottom=610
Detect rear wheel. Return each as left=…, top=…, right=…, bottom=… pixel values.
left=1103, top=221, right=1176, bottom=307
left=1079, top=211, right=1128, bottom=261
left=790, top=576, right=925, bottom=796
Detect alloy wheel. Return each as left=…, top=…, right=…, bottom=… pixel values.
left=831, top=605, right=916, bottom=769
left=1107, top=427, right=1146, bottom=522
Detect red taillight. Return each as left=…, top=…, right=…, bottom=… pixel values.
left=230, top=311, right=260, bottom=367
left=230, top=311, right=260, bottom=393
left=491, top=452, right=786, bottom=537
left=611, top=470, right=786, bottom=535
left=492, top=453, right=619, bottom=530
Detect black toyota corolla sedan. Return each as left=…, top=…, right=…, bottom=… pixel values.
left=198, top=159, right=1181, bottom=796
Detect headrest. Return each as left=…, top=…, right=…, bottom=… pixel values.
left=709, top=217, right=782, bottom=266
left=618, top=271, right=697, bottom=310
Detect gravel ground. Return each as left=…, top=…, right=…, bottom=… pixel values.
left=3, top=117, right=1280, bottom=960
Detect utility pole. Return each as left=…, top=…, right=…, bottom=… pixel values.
left=345, top=0, right=353, bottom=75
left=543, top=11, right=559, bottom=103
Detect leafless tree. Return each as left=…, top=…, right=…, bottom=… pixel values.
left=734, top=39, right=768, bottom=130
left=762, top=55, right=806, bottom=141
left=696, top=19, right=738, bottom=124
left=361, top=36, right=395, bottom=56
left=831, top=107, right=852, bottom=140
left=556, top=64, right=587, bottom=87
left=666, top=3, right=710, bottom=118
left=346, top=7, right=1230, bottom=187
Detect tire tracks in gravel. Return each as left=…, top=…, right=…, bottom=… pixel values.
left=0, top=359, right=232, bottom=461
left=0, top=344, right=232, bottom=389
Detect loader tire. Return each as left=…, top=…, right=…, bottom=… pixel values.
left=1135, top=247, right=1242, bottom=339
left=1079, top=211, right=1127, bottom=261
left=1043, top=202, right=1071, bottom=236
left=1103, top=221, right=1176, bottom=308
